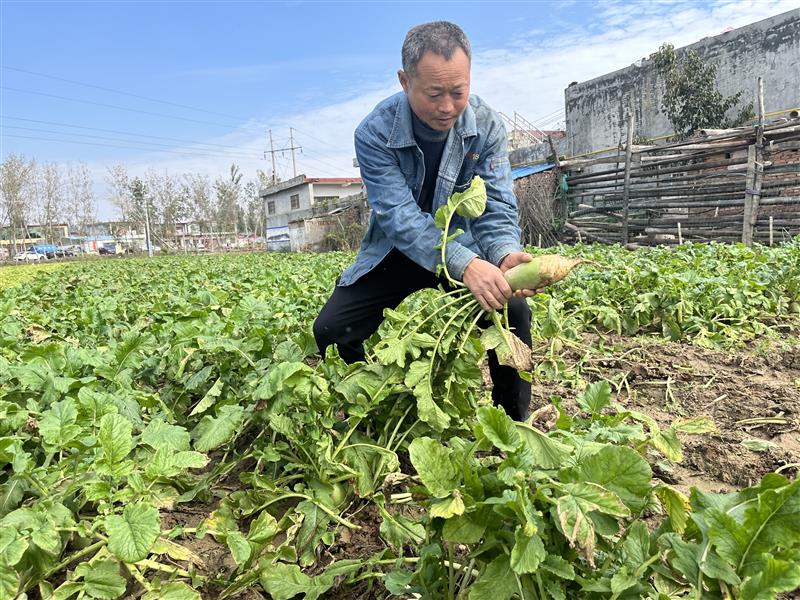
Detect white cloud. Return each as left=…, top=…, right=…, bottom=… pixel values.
left=91, top=0, right=796, bottom=219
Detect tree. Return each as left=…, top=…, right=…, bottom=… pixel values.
left=0, top=154, right=35, bottom=254
left=184, top=173, right=213, bottom=225
left=36, top=162, right=64, bottom=243
left=242, top=180, right=262, bottom=239
left=129, top=177, right=151, bottom=251
left=66, top=162, right=95, bottom=236
left=654, top=43, right=754, bottom=138
left=106, top=164, right=132, bottom=222
left=213, top=163, right=243, bottom=240
left=146, top=169, right=185, bottom=248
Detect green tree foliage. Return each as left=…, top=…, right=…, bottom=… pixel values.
left=654, top=43, right=754, bottom=138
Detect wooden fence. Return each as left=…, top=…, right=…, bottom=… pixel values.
left=559, top=93, right=800, bottom=247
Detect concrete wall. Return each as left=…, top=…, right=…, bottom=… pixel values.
left=265, top=182, right=314, bottom=230
left=308, top=181, right=363, bottom=207
left=565, top=9, right=800, bottom=155
left=263, top=177, right=364, bottom=233
left=509, top=136, right=569, bottom=167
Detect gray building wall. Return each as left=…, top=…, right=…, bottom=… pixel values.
left=308, top=181, right=364, bottom=210
left=263, top=175, right=315, bottom=230
left=261, top=176, right=364, bottom=249
left=509, top=136, right=569, bottom=167
left=565, top=9, right=800, bottom=155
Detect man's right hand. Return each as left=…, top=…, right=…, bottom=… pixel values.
left=462, top=258, right=513, bottom=312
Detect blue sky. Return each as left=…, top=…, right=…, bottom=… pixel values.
left=2, top=0, right=797, bottom=218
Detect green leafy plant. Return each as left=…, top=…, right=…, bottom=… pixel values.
left=392, top=382, right=798, bottom=599
left=654, top=43, right=754, bottom=138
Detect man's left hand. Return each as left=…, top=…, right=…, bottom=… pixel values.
left=500, top=252, right=543, bottom=298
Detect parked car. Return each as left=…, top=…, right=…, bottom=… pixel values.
left=60, top=245, right=84, bottom=256
left=98, top=246, right=116, bottom=255
left=30, top=243, right=59, bottom=259
left=14, top=250, right=46, bottom=262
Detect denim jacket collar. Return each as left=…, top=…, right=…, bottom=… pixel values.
left=387, top=93, right=478, bottom=149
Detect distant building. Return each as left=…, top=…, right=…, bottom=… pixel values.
left=0, top=223, right=70, bottom=251
left=260, top=175, right=363, bottom=250
left=174, top=221, right=239, bottom=251
left=287, top=192, right=370, bottom=252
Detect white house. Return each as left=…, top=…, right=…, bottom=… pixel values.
left=260, top=175, right=362, bottom=250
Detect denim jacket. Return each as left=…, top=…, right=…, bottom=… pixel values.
left=338, top=92, right=522, bottom=286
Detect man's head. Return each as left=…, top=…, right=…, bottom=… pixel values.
left=398, top=21, right=471, bottom=132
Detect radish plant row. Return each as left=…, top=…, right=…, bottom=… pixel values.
left=0, top=240, right=797, bottom=599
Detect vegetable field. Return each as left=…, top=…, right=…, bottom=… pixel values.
left=1, top=241, right=799, bottom=600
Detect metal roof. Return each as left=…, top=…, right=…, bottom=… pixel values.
left=512, top=163, right=556, bottom=179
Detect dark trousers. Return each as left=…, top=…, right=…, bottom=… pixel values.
left=313, top=250, right=532, bottom=421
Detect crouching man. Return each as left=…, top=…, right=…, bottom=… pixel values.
left=313, top=21, right=536, bottom=421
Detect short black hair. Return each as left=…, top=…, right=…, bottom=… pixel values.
left=401, top=21, right=471, bottom=77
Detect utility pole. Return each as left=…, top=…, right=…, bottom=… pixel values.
left=289, top=127, right=297, bottom=177
left=264, top=129, right=302, bottom=183
left=144, top=197, right=153, bottom=258
left=268, top=130, right=277, bottom=186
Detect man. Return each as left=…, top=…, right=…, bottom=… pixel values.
left=313, top=21, right=536, bottom=421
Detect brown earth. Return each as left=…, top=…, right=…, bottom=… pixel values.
left=137, top=330, right=800, bottom=600
left=529, top=331, right=800, bottom=493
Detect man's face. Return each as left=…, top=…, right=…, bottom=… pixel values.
left=398, top=48, right=471, bottom=132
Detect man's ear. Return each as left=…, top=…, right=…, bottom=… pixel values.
left=398, top=69, right=409, bottom=93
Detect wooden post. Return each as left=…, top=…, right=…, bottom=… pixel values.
left=742, top=78, right=765, bottom=247
left=621, top=99, right=635, bottom=245
left=677, top=222, right=683, bottom=245
left=769, top=216, right=774, bottom=246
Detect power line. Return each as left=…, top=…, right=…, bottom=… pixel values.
left=2, top=133, right=356, bottom=179
left=2, top=70, right=361, bottom=171
left=2, top=86, right=268, bottom=132
left=2, top=125, right=263, bottom=160
left=3, top=65, right=256, bottom=123
left=4, top=125, right=264, bottom=158
left=298, top=150, right=355, bottom=175
left=1, top=115, right=265, bottom=152
left=1, top=115, right=353, bottom=174
left=3, top=90, right=359, bottom=173
left=2, top=134, right=264, bottom=160
left=292, top=127, right=348, bottom=153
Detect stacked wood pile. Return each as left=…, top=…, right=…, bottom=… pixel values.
left=561, top=110, right=800, bottom=247
left=514, top=170, right=561, bottom=248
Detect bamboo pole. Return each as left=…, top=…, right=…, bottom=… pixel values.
left=567, top=156, right=749, bottom=185
left=622, top=101, right=635, bottom=245
left=564, top=221, right=616, bottom=244
left=766, top=140, right=800, bottom=151
left=566, top=129, right=798, bottom=186
left=742, top=79, right=766, bottom=247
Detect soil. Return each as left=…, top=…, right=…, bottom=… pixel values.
left=137, top=329, right=799, bottom=600
left=529, top=330, right=800, bottom=494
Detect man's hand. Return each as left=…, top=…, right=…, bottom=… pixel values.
left=500, top=252, right=544, bottom=298
left=462, top=258, right=512, bottom=312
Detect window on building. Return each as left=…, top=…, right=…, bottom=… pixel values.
left=290, top=194, right=300, bottom=210
left=267, top=201, right=276, bottom=215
